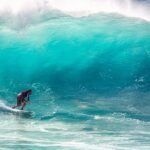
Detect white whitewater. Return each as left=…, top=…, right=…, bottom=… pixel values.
left=0, top=0, right=149, bottom=21
left=0, top=100, right=33, bottom=117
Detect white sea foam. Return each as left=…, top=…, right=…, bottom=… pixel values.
left=0, top=0, right=149, bottom=21
left=0, top=100, right=12, bottom=110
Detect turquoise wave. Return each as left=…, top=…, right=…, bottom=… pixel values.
left=0, top=14, right=150, bottom=94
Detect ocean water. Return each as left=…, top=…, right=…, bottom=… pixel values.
left=0, top=0, right=150, bottom=150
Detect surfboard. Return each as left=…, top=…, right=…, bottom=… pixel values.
left=10, top=108, right=33, bottom=117
left=0, top=104, right=33, bottom=117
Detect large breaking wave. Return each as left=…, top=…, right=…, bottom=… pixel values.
left=0, top=0, right=149, bottom=116
left=0, top=12, right=150, bottom=94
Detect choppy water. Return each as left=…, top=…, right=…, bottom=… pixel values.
left=0, top=0, right=150, bottom=150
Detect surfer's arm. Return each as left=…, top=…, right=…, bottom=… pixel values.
left=23, top=95, right=30, bottom=103
left=23, top=98, right=30, bottom=104
left=27, top=95, right=31, bottom=104
left=25, top=94, right=30, bottom=101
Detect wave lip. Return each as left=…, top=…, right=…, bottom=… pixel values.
left=0, top=0, right=150, bottom=21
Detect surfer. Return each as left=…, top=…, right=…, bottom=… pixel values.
left=12, top=89, right=32, bottom=110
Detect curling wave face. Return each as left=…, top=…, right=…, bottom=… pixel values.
left=0, top=13, right=150, bottom=94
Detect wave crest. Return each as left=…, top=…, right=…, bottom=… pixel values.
left=0, top=0, right=150, bottom=21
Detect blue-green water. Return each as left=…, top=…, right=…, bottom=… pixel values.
left=0, top=1, right=150, bottom=149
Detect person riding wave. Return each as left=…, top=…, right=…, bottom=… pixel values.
left=12, top=89, right=32, bottom=110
